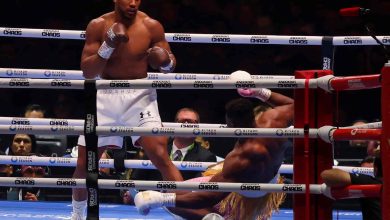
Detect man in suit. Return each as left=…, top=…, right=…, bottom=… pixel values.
left=123, top=108, right=217, bottom=204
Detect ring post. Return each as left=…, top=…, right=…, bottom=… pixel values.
left=293, top=70, right=333, bottom=220
left=381, top=61, right=390, bottom=220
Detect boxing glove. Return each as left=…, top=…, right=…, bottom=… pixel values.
left=134, top=190, right=176, bottom=215
left=98, top=23, right=129, bottom=59
left=147, top=46, right=174, bottom=73
left=230, top=70, right=271, bottom=102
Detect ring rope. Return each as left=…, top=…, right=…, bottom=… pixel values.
left=1, top=27, right=389, bottom=46
left=0, top=116, right=381, bottom=129
left=0, top=177, right=325, bottom=194
left=0, top=68, right=294, bottom=80
left=0, top=177, right=381, bottom=199
left=0, top=75, right=380, bottom=91
left=0, top=116, right=228, bottom=128
left=0, top=125, right=382, bottom=142
left=0, top=155, right=374, bottom=176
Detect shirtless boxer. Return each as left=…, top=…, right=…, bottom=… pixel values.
left=134, top=71, right=293, bottom=219
left=72, top=0, right=183, bottom=219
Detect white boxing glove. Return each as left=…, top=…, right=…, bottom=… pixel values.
left=230, top=70, right=272, bottom=102
left=134, top=190, right=176, bottom=215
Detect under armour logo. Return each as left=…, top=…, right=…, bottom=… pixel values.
left=140, top=111, right=152, bottom=119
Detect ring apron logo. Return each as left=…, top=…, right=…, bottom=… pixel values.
left=172, top=34, right=191, bottom=42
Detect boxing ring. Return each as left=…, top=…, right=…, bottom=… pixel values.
left=0, top=27, right=389, bottom=220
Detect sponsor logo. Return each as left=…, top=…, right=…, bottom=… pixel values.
left=99, top=159, right=110, bottom=165
left=343, top=37, right=362, bottom=45
left=50, top=126, right=75, bottom=132
left=115, top=180, right=135, bottom=188
left=180, top=123, right=199, bottom=128
left=323, top=57, right=331, bottom=70
left=56, top=179, right=77, bottom=186
left=219, top=124, right=228, bottom=128
left=142, top=160, right=150, bottom=167
left=192, top=128, right=217, bottom=136
left=172, top=34, right=191, bottom=42
left=49, top=157, right=71, bottom=164
left=241, top=184, right=261, bottom=191
left=347, top=79, right=364, bottom=89
left=155, top=127, right=175, bottom=135
left=87, top=151, right=97, bottom=171
left=235, top=80, right=256, bottom=88
left=250, top=36, right=270, bottom=44
left=288, top=37, right=308, bottom=45
left=15, top=178, right=35, bottom=186
left=193, top=80, right=214, bottom=88
left=382, top=36, right=390, bottom=44
left=275, top=129, right=300, bottom=137
left=80, top=31, right=86, bottom=39
left=85, top=114, right=94, bottom=134
left=10, top=156, right=32, bottom=163
left=175, top=74, right=197, bottom=80
left=193, top=128, right=201, bottom=135
left=152, top=127, right=159, bottom=134
left=199, top=183, right=219, bottom=190
left=282, top=185, right=303, bottom=192
left=9, top=78, right=29, bottom=87
left=3, top=28, right=22, bottom=36
left=11, top=118, right=30, bottom=125
left=9, top=125, right=32, bottom=131
left=148, top=73, right=159, bottom=80
left=351, top=129, right=358, bottom=135
left=109, top=80, right=130, bottom=88
left=110, top=127, right=118, bottom=133
left=5, top=69, right=27, bottom=77
left=235, top=129, right=258, bottom=136
left=157, top=181, right=177, bottom=189
left=49, top=120, right=69, bottom=126
left=88, top=188, right=98, bottom=206
left=140, top=111, right=152, bottom=119
left=180, top=162, right=202, bottom=168
left=277, top=80, right=298, bottom=88
left=151, top=80, right=172, bottom=88
left=42, top=29, right=60, bottom=38
left=111, top=127, right=134, bottom=133
left=211, top=35, right=230, bottom=43
left=175, top=74, right=182, bottom=80
left=351, top=167, right=372, bottom=175
left=51, top=79, right=71, bottom=87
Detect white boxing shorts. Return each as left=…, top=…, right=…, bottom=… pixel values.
left=78, top=88, right=162, bottom=148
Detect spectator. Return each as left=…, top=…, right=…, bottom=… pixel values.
left=6, top=134, right=37, bottom=156
left=0, top=151, right=13, bottom=199
left=24, top=104, right=46, bottom=118
left=7, top=165, right=48, bottom=201
left=123, top=108, right=217, bottom=204
left=321, top=150, right=382, bottom=220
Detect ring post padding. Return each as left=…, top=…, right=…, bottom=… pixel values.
left=381, top=62, right=390, bottom=220
left=84, top=79, right=99, bottom=220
